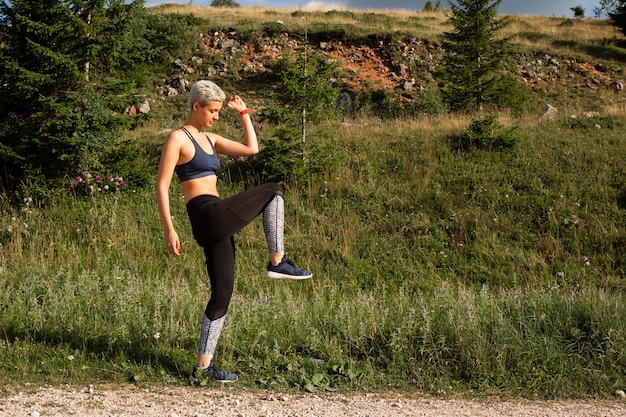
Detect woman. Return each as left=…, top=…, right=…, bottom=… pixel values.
left=156, top=80, right=312, bottom=383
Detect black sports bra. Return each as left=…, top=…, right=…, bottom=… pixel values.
left=174, top=127, right=221, bottom=182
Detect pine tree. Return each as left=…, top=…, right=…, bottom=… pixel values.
left=439, top=0, right=520, bottom=112
left=595, top=0, right=621, bottom=18
left=609, top=2, right=626, bottom=36
left=0, top=0, right=145, bottom=193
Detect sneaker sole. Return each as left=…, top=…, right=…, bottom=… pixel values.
left=214, top=376, right=238, bottom=383
left=265, top=271, right=313, bottom=280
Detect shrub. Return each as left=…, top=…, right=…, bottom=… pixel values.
left=211, top=0, right=241, bottom=7
left=448, top=114, right=519, bottom=151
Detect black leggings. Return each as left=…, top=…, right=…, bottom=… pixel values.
left=186, top=183, right=284, bottom=320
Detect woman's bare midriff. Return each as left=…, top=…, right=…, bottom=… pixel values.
left=181, top=175, right=219, bottom=203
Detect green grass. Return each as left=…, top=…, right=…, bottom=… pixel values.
left=1, top=113, right=625, bottom=397
left=2, top=4, right=626, bottom=398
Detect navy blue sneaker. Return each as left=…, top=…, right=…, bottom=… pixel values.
left=266, top=256, right=313, bottom=280
left=189, top=363, right=238, bottom=384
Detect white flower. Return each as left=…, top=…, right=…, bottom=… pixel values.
left=153, top=332, right=160, bottom=340
left=68, top=355, right=75, bottom=360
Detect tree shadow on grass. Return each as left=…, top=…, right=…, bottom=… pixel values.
left=551, top=39, right=626, bottom=62
left=1, top=323, right=194, bottom=382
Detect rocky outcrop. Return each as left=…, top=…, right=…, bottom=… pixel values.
left=158, top=29, right=624, bottom=104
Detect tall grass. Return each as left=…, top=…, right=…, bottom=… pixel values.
left=1, top=112, right=625, bottom=397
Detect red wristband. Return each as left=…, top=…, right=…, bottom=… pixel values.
left=239, top=108, right=251, bottom=116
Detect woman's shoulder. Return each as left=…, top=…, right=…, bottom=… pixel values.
left=165, top=128, right=189, bottom=144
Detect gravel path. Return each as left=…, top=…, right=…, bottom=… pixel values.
left=2, top=384, right=626, bottom=417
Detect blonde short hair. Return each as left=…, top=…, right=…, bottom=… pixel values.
left=188, top=80, right=226, bottom=111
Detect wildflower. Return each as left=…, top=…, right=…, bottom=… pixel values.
left=95, top=175, right=102, bottom=182
left=6, top=226, right=12, bottom=233
left=109, top=176, right=114, bottom=182
left=556, top=271, right=564, bottom=278
left=582, top=256, right=590, bottom=266
left=76, top=176, right=83, bottom=183
left=118, top=181, right=126, bottom=188
left=84, top=171, right=92, bottom=179
left=104, top=185, right=110, bottom=191
left=153, top=332, right=160, bottom=340
left=68, top=355, right=75, bottom=361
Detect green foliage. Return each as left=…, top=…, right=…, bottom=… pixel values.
left=84, top=0, right=147, bottom=78
left=260, top=49, right=339, bottom=183
left=0, top=0, right=196, bottom=195
left=211, top=0, right=241, bottom=7
left=264, top=51, right=339, bottom=126
left=409, top=86, right=449, bottom=116
left=439, top=0, right=527, bottom=112
left=448, top=115, right=518, bottom=151
left=67, top=90, right=125, bottom=169
left=258, top=127, right=309, bottom=183
left=570, top=5, right=586, bottom=18
left=609, top=2, right=626, bottom=36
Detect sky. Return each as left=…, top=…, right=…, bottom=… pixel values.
left=147, top=0, right=604, bottom=18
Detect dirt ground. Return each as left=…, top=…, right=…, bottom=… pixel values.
left=2, top=384, right=626, bottom=417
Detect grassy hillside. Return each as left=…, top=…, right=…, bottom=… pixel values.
left=1, top=5, right=625, bottom=398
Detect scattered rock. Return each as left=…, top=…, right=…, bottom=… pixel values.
left=540, top=104, right=558, bottom=119
left=138, top=100, right=151, bottom=114
left=173, top=59, right=194, bottom=74
left=403, top=78, right=416, bottom=91
left=123, top=100, right=151, bottom=116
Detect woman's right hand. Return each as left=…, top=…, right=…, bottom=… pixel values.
left=165, top=230, right=181, bottom=256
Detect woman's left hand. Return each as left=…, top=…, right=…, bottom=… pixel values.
left=227, top=94, right=246, bottom=113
